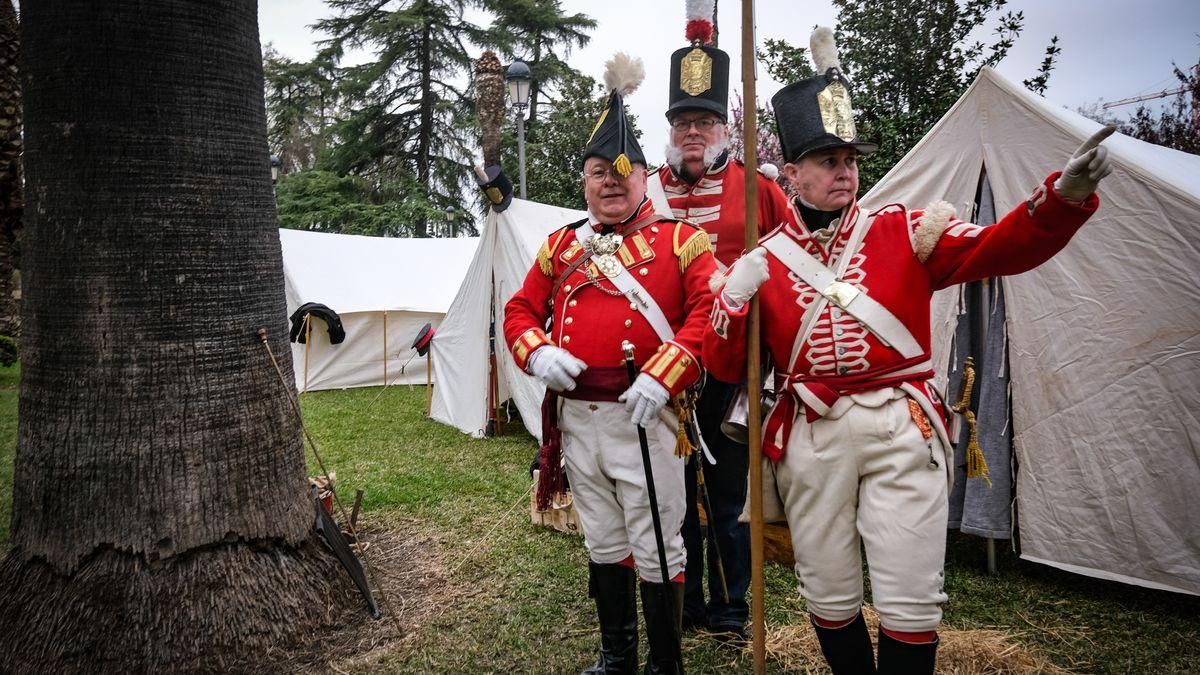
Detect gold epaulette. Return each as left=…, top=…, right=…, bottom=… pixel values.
left=673, top=224, right=714, bottom=274
left=536, top=241, right=553, bottom=276
left=537, top=227, right=571, bottom=276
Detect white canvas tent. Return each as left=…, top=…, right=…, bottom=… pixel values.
left=280, top=228, right=478, bottom=392
left=430, top=199, right=584, bottom=439
left=861, top=67, right=1200, bottom=594
left=431, top=183, right=674, bottom=439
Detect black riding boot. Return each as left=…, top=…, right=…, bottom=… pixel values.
left=876, top=629, right=938, bottom=675
left=811, top=611, right=876, bottom=674
left=640, top=580, right=685, bottom=675
left=581, top=562, right=639, bottom=675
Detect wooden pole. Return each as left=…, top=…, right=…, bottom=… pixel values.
left=303, top=313, right=311, bottom=394
left=740, top=2, right=766, bottom=672
left=425, top=350, right=433, bottom=416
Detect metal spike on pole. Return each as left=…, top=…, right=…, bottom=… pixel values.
left=740, top=1, right=766, bottom=672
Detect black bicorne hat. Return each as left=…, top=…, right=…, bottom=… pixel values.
left=582, top=53, right=647, bottom=177
left=771, top=28, right=877, bottom=164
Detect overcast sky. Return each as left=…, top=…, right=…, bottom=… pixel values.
left=259, top=0, right=1199, bottom=167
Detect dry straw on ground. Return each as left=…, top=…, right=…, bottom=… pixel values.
left=763, top=605, right=1075, bottom=674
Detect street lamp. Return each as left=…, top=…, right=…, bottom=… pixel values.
left=269, top=154, right=281, bottom=184
left=445, top=205, right=457, bottom=237
left=505, top=60, right=532, bottom=200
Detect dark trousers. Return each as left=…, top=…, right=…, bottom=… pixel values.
left=681, top=379, right=750, bottom=631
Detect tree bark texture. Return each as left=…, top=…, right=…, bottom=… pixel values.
left=0, top=1, right=350, bottom=669
left=0, top=0, right=21, bottom=337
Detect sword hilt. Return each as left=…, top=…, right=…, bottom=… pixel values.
left=621, top=341, right=637, bottom=382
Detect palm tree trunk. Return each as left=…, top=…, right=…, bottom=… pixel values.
left=0, top=0, right=21, bottom=338
left=0, top=1, right=349, bottom=669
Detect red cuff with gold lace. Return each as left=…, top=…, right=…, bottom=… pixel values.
left=640, top=341, right=701, bottom=396
left=512, top=328, right=554, bottom=372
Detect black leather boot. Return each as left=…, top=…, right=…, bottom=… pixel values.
left=640, top=581, right=685, bottom=675
left=811, top=611, right=876, bottom=674
left=876, top=629, right=938, bottom=675
left=581, top=562, right=639, bottom=675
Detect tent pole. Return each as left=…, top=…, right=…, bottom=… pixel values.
left=303, top=312, right=311, bottom=394
left=741, top=1, right=766, bottom=672
left=383, top=311, right=389, bottom=388
left=425, top=350, right=433, bottom=416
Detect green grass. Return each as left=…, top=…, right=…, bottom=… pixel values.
left=1, top=376, right=1197, bottom=672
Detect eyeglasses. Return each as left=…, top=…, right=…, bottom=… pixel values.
left=671, top=117, right=721, bottom=132
left=582, top=166, right=635, bottom=183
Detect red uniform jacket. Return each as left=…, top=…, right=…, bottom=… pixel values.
left=505, top=199, right=718, bottom=397
left=655, top=157, right=793, bottom=269
left=703, top=173, right=1099, bottom=459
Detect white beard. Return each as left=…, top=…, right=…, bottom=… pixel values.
left=665, top=137, right=730, bottom=175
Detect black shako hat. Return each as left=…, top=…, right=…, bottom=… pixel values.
left=667, top=46, right=729, bottom=121
left=771, top=27, right=877, bottom=163
left=475, top=164, right=513, bottom=212
left=667, top=2, right=728, bottom=121
left=582, top=53, right=646, bottom=177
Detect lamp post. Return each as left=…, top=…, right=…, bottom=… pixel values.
left=445, top=205, right=457, bottom=237
left=505, top=60, right=532, bottom=200
left=269, top=154, right=281, bottom=184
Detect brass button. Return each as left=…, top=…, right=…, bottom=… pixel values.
left=565, top=317, right=574, bottom=325
left=588, top=404, right=599, bottom=411
left=624, top=320, right=632, bottom=328
left=563, top=335, right=571, bottom=344
left=639, top=268, right=649, bottom=276
left=651, top=226, right=659, bottom=233
left=564, top=284, right=572, bottom=293
left=569, top=300, right=578, bottom=307
left=630, top=303, right=638, bottom=311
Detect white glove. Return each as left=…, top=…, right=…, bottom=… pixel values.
left=527, top=346, right=586, bottom=392
left=1053, top=126, right=1116, bottom=202
left=619, top=373, right=671, bottom=428
left=722, top=247, right=770, bottom=309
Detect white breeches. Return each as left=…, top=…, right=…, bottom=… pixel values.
left=775, top=389, right=949, bottom=633
left=560, top=398, right=687, bottom=583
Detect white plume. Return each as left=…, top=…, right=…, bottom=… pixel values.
left=686, top=0, right=716, bottom=21
left=810, top=26, right=841, bottom=74
left=604, top=53, right=645, bottom=97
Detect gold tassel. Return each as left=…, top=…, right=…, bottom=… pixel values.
left=952, top=357, right=991, bottom=486
left=963, top=410, right=992, bottom=487
left=536, top=240, right=552, bottom=276
left=674, top=229, right=714, bottom=273
left=614, top=153, right=632, bottom=178
left=673, top=395, right=696, bottom=458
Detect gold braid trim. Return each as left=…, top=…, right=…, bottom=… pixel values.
left=673, top=226, right=714, bottom=274
left=951, top=356, right=992, bottom=487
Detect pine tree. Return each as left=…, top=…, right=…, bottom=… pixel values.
left=317, top=0, right=484, bottom=237
left=263, top=47, right=340, bottom=174
left=481, top=0, right=596, bottom=132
